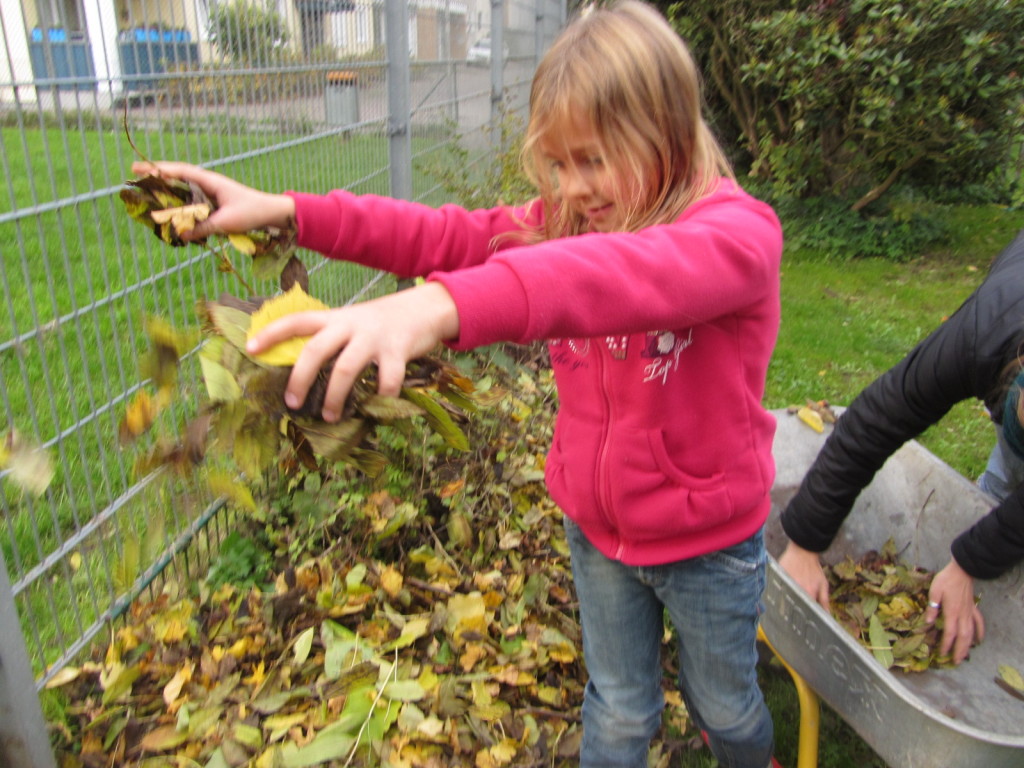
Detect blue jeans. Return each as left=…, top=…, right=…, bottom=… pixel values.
left=565, top=519, right=774, bottom=768
left=978, top=427, right=1024, bottom=502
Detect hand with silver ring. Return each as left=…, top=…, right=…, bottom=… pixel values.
left=925, top=559, right=985, bottom=664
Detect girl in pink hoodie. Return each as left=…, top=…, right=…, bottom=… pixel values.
left=138, top=3, right=783, bottom=765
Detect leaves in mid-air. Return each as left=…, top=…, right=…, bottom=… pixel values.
left=0, top=428, right=54, bottom=496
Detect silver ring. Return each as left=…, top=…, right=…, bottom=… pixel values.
left=928, top=601, right=941, bottom=609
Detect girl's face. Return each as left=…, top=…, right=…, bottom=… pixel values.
left=538, top=114, right=640, bottom=233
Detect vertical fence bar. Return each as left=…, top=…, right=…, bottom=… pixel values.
left=489, top=0, right=504, bottom=145
left=0, top=549, right=57, bottom=768
left=385, top=0, right=412, bottom=200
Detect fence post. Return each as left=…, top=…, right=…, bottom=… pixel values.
left=489, top=0, right=505, bottom=146
left=0, top=549, right=57, bottom=768
left=385, top=0, right=412, bottom=201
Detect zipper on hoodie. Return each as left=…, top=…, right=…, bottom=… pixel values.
left=593, top=346, right=624, bottom=560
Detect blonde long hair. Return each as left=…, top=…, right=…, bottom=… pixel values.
left=520, top=0, right=733, bottom=240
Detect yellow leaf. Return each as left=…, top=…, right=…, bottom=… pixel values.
left=459, top=643, right=487, bottom=672
left=475, top=738, right=518, bottom=768
left=445, top=592, right=489, bottom=646
left=228, top=637, right=253, bottom=659
left=383, top=617, right=430, bottom=652
left=199, top=347, right=243, bottom=402
left=379, top=565, right=404, bottom=597
left=149, top=600, right=196, bottom=644
left=491, top=665, right=535, bottom=686
left=999, top=664, right=1024, bottom=692
left=229, top=233, right=257, bottom=255
left=247, top=284, right=329, bottom=366
left=149, top=202, right=211, bottom=235
left=244, top=661, right=267, bottom=688
left=797, top=405, right=824, bottom=433
left=112, top=537, right=140, bottom=593
left=206, top=468, right=258, bottom=513
left=44, top=666, right=83, bottom=689
left=119, top=390, right=158, bottom=443
left=163, top=662, right=194, bottom=708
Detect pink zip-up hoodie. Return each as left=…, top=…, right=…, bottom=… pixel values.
left=288, top=178, right=782, bottom=565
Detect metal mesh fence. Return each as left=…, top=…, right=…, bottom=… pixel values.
left=0, top=0, right=564, bottom=762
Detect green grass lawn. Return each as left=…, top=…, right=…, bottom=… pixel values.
left=766, top=203, right=1024, bottom=479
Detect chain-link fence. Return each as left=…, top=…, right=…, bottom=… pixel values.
left=0, top=0, right=565, bottom=763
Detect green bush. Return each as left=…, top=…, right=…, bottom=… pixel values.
left=671, top=0, right=1024, bottom=210
left=418, top=110, right=536, bottom=209
left=767, top=187, right=950, bottom=261
left=207, top=0, right=289, bottom=65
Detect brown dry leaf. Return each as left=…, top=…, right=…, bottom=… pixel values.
left=139, top=724, right=190, bottom=753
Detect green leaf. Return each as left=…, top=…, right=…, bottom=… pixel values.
left=101, top=663, right=142, bottom=705
left=358, top=394, right=424, bottom=421
left=868, top=614, right=894, bottom=669
left=382, top=678, right=426, bottom=702
left=281, top=726, right=357, bottom=767
left=206, top=303, right=253, bottom=353
left=401, top=388, right=469, bottom=451
left=251, top=686, right=313, bottom=715
left=293, top=626, right=315, bottom=665
left=200, top=342, right=243, bottom=402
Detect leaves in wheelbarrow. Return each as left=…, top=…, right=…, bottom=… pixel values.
left=824, top=538, right=955, bottom=673
left=995, top=665, right=1024, bottom=702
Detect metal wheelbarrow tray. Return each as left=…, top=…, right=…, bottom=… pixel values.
left=762, top=409, right=1024, bottom=768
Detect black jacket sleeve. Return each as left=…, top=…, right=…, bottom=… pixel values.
left=952, top=488, right=1024, bottom=578
left=780, top=229, right=1024, bottom=579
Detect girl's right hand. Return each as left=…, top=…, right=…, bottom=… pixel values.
left=130, top=161, right=296, bottom=241
left=778, top=541, right=831, bottom=612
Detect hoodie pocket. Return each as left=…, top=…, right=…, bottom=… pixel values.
left=606, top=427, right=734, bottom=541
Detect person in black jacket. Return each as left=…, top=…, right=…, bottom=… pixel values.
left=779, top=229, right=1024, bottom=664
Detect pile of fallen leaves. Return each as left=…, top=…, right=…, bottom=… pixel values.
left=823, top=539, right=953, bottom=673
left=48, top=344, right=702, bottom=767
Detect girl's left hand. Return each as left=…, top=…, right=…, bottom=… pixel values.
left=247, top=282, right=460, bottom=421
left=924, top=558, right=985, bottom=664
